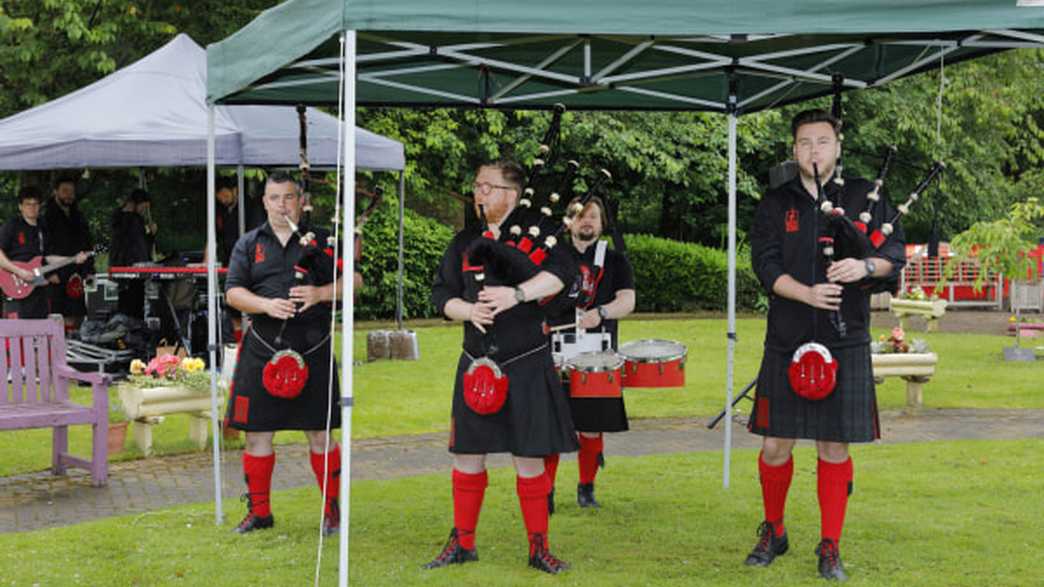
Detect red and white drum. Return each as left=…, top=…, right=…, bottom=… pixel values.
left=565, top=351, right=624, bottom=398
left=618, top=339, right=687, bottom=388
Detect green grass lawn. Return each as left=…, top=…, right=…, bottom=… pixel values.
left=2, top=316, right=1041, bottom=477
left=0, top=439, right=1040, bottom=586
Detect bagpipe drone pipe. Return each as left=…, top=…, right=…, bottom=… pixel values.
left=812, top=154, right=946, bottom=272
left=464, top=105, right=614, bottom=294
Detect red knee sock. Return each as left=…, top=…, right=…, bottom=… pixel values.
left=242, top=452, right=275, bottom=517
left=818, top=457, right=854, bottom=544
left=309, top=445, right=341, bottom=516
left=453, top=469, right=488, bottom=551
left=577, top=434, right=603, bottom=485
left=516, top=473, right=551, bottom=555
left=543, top=454, right=560, bottom=489
left=759, top=452, right=793, bottom=537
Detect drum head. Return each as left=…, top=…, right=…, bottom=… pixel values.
left=618, top=339, right=687, bottom=363
left=566, top=351, right=623, bottom=372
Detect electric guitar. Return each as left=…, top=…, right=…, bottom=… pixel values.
left=0, top=248, right=100, bottom=300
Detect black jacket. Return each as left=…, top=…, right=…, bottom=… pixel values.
left=751, top=176, right=906, bottom=352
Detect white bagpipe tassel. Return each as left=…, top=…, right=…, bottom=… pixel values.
left=510, top=225, right=522, bottom=236
left=562, top=216, right=575, bottom=228
left=532, top=158, right=546, bottom=168
left=326, top=236, right=336, bottom=246
left=569, top=202, right=584, bottom=215
left=897, top=203, right=910, bottom=215
left=820, top=201, right=834, bottom=214
left=549, top=192, right=561, bottom=204
left=909, top=191, right=920, bottom=202
left=882, top=223, right=894, bottom=236
left=823, top=245, right=835, bottom=256
left=831, top=207, right=845, bottom=217
left=859, top=211, right=872, bottom=223
left=528, top=226, right=541, bottom=237
left=520, top=198, right=532, bottom=208
left=545, top=235, right=558, bottom=249
left=540, top=206, right=552, bottom=217
left=867, top=189, right=880, bottom=202
left=524, top=187, right=535, bottom=198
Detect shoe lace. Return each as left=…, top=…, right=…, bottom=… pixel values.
left=530, top=534, right=566, bottom=571
left=818, top=540, right=840, bottom=565
left=431, top=530, right=462, bottom=564
left=754, top=521, right=774, bottom=551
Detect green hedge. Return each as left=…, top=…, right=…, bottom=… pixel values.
left=354, top=214, right=762, bottom=319
left=624, top=233, right=762, bottom=312
left=355, top=203, right=454, bottom=320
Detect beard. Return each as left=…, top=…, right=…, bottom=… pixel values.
left=574, top=227, right=598, bottom=242
left=476, top=201, right=513, bottom=226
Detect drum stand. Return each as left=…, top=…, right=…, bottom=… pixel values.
left=706, top=377, right=757, bottom=429
left=550, top=309, right=612, bottom=368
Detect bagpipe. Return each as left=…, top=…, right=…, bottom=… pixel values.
left=465, top=104, right=613, bottom=294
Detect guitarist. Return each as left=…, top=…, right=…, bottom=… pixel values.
left=44, top=175, right=94, bottom=332
left=0, top=186, right=88, bottom=319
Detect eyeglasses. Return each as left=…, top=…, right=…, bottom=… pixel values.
left=472, top=181, right=516, bottom=196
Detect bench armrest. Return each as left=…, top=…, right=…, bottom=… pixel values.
left=56, top=365, right=112, bottom=387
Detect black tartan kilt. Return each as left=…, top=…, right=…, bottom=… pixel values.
left=565, top=380, right=630, bottom=433
left=226, top=320, right=341, bottom=432
left=747, top=343, right=879, bottom=443
left=450, top=350, right=579, bottom=457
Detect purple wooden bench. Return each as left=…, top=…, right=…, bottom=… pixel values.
left=0, top=319, right=112, bottom=486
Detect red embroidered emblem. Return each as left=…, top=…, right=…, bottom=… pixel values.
left=17, top=232, right=25, bottom=246
left=756, top=397, right=770, bottom=429
left=784, top=209, right=799, bottom=233
left=254, top=243, right=265, bottom=263
left=233, top=395, right=250, bottom=423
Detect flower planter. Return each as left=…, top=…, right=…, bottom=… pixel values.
left=871, top=352, right=938, bottom=410
left=118, top=385, right=215, bottom=456
left=889, top=298, right=948, bottom=332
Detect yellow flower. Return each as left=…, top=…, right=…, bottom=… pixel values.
left=130, top=359, right=147, bottom=375
left=1009, top=315, right=1017, bottom=323
left=193, top=358, right=206, bottom=371
left=181, top=357, right=203, bottom=373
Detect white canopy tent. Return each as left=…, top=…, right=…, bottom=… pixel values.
left=0, top=33, right=410, bottom=527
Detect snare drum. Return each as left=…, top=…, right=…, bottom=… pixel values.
left=565, top=351, right=624, bottom=398
left=618, top=339, right=687, bottom=388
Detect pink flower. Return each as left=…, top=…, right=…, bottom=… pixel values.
left=891, top=326, right=905, bottom=342
left=144, top=354, right=183, bottom=379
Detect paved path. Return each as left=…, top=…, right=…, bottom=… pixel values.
left=2, top=408, right=1043, bottom=533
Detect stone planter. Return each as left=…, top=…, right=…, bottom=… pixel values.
left=871, top=352, right=938, bottom=410
left=889, top=298, right=948, bottom=331
left=118, top=385, right=214, bottom=456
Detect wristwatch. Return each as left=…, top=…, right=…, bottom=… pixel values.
left=513, top=286, right=526, bottom=304
left=864, top=258, right=877, bottom=277
left=597, top=306, right=609, bottom=321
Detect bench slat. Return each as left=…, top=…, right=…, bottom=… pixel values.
left=0, top=402, right=95, bottom=429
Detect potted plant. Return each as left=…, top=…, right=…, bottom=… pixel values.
left=107, top=403, right=129, bottom=455
left=940, top=197, right=1044, bottom=361
left=889, top=286, right=948, bottom=331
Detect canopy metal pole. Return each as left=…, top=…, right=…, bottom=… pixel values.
left=339, top=30, right=358, bottom=587
left=723, top=89, right=738, bottom=489
left=205, top=105, right=224, bottom=524
left=396, top=170, right=405, bottom=330
left=237, top=164, right=246, bottom=235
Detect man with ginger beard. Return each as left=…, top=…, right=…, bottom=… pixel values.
left=543, top=195, right=634, bottom=512
left=425, top=160, right=578, bottom=574
left=744, top=109, right=905, bottom=582
left=223, top=171, right=343, bottom=537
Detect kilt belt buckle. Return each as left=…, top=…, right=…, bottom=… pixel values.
left=462, top=343, right=548, bottom=416
left=788, top=342, right=838, bottom=401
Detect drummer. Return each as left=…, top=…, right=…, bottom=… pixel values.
left=544, top=195, right=635, bottom=510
